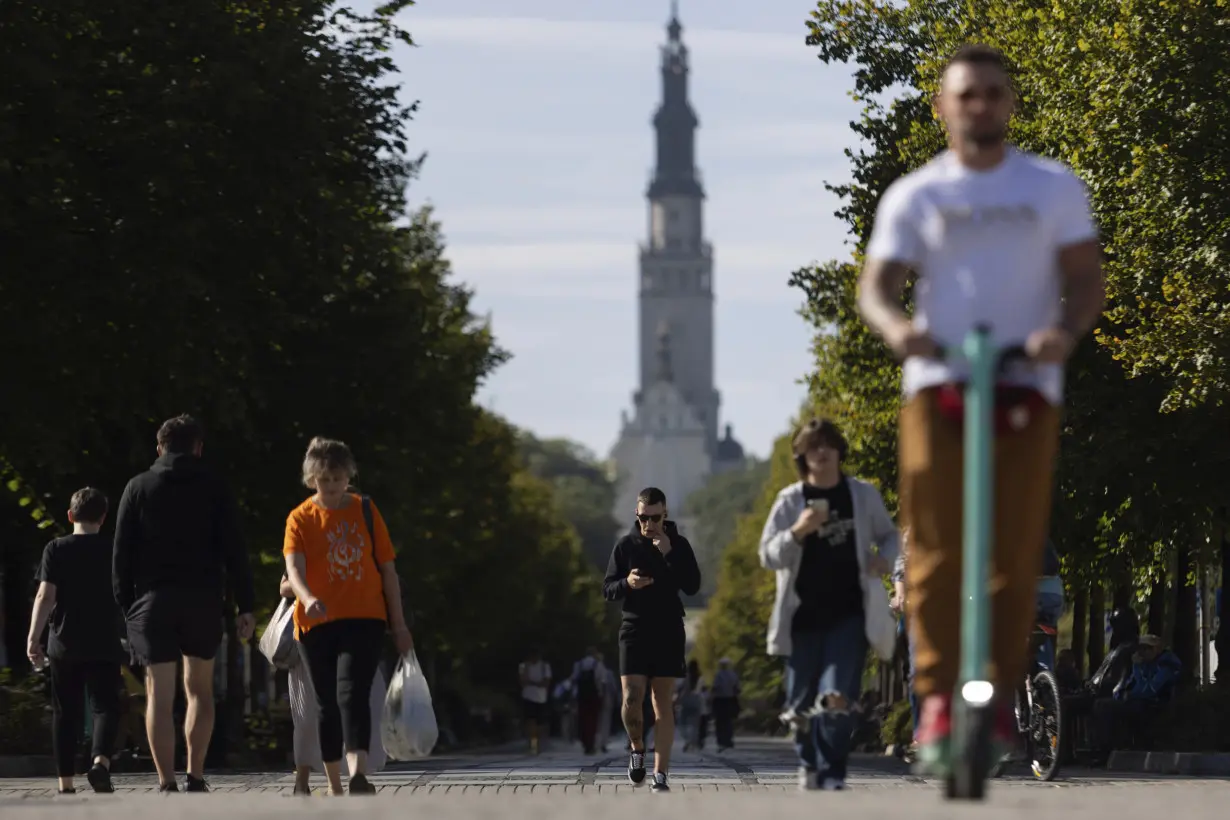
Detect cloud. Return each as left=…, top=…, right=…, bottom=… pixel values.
left=401, top=15, right=811, bottom=62
left=444, top=239, right=825, bottom=302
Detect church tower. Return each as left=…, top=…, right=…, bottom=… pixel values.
left=638, top=4, right=719, bottom=453
left=609, top=6, right=744, bottom=533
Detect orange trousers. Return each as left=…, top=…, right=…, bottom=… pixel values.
left=898, top=388, right=1060, bottom=697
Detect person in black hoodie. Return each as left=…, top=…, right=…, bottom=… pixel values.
left=602, top=486, right=701, bottom=794
left=112, top=414, right=256, bottom=793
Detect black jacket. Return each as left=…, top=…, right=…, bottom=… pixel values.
left=602, top=520, right=701, bottom=623
left=112, top=452, right=256, bottom=614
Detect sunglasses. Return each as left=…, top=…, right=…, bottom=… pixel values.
left=636, top=513, right=664, bottom=524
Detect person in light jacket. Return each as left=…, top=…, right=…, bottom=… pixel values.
left=760, top=418, right=899, bottom=792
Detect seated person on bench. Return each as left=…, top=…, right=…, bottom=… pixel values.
left=1090, top=634, right=1181, bottom=760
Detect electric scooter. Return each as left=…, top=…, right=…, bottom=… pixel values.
left=941, top=324, right=1030, bottom=801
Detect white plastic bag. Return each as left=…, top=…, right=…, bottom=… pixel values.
left=381, top=649, right=439, bottom=760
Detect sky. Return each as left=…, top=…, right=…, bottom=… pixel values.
left=375, top=0, right=863, bottom=460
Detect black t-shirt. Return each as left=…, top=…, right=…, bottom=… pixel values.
left=36, top=534, right=126, bottom=663
left=792, top=477, right=863, bottom=632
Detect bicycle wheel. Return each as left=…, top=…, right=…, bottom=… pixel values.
left=1027, top=670, right=1062, bottom=781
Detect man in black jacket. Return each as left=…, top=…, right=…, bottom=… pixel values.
left=112, top=415, right=256, bottom=793
left=602, top=487, right=701, bottom=794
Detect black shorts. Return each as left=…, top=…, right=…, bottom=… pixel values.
left=619, top=619, right=686, bottom=679
left=522, top=699, right=548, bottom=722
left=126, top=587, right=224, bottom=665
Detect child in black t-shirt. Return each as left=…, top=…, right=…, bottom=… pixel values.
left=27, top=487, right=125, bottom=794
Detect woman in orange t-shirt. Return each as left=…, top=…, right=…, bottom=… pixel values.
left=283, top=437, right=413, bottom=796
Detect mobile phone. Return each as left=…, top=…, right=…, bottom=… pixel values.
left=808, top=498, right=830, bottom=517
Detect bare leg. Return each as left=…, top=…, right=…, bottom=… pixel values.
left=144, top=663, right=178, bottom=787
left=323, top=760, right=344, bottom=795
left=294, top=765, right=311, bottom=792
left=650, top=678, right=677, bottom=775
left=345, top=749, right=368, bottom=778
left=620, top=675, right=648, bottom=751
left=182, top=657, right=215, bottom=779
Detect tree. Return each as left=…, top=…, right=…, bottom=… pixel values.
left=684, top=458, right=770, bottom=604
left=695, top=436, right=797, bottom=702
left=0, top=0, right=611, bottom=720
left=517, top=433, right=621, bottom=572
left=794, top=0, right=1230, bottom=680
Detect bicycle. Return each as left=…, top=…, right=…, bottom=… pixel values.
left=990, top=621, right=1064, bottom=782
left=936, top=325, right=1033, bottom=801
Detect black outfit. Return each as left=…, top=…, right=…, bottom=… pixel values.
left=299, top=618, right=385, bottom=762
left=792, top=479, right=861, bottom=632
left=112, top=452, right=255, bottom=664
left=36, top=534, right=125, bottom=776
left=603, top=521, right=701, bottom=678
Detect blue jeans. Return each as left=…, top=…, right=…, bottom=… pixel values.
left=1036, top=592, right=1064, bottom=671
left=786, top=615, right=868, bottom=780
left=898, top=616, right=919, bottom=736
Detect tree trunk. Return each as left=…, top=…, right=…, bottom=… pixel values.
left=1087, top=584, right=1106, bottom=672
left=1071, top=587, right=1088, bottom=676
left=1218, top=518, right=1230, bottom=686
left=1148, top=573, right=1166, bottom=636
left=1173, top=538, right=1198, bottom=685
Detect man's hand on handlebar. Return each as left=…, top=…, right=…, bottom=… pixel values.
left=1024, top=326, right=1076, bottom=364
left=884, top=320, right=941, bottom=361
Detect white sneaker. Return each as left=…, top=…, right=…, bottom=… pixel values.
left=797, top=768, right=819, bottom=791
left=820, top=777, right=846, bottom=791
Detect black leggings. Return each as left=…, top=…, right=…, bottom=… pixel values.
left=48, top=659, right=121, bottom=776
left=299, top=618, right=385, bottom=763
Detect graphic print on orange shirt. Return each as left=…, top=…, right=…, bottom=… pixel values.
left=283, top=494, right=395, bottom=635
left=326, top=519, right=368, bottom=583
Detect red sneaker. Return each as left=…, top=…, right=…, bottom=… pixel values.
left=914, top=694, right=953, bottom=776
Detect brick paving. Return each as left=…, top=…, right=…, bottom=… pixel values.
left=2, top=736, right=1226, bottom=815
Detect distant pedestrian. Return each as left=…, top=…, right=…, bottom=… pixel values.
left=27, top=488, right=125, bottom=794
left=113, top=415, right=256, bottom=793
left=519, top=649, right=552, bottom=755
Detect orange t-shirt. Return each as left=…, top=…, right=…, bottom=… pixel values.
left=283, top=494, right=396, bottom=636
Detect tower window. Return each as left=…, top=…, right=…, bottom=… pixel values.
left=667, top=209, right=679, bottom=224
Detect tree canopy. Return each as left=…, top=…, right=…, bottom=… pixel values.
left=701, top=0, right=1230, bottom=692
left=684, top=458, right=770, bottom=604
left=0, top=0, right=607, bottom=710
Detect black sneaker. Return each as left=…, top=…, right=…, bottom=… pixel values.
left=627, top=751, right=646, bottom=785
left=650, top=773, right=670, bottom=793
left=87, top=763, right=114, bottom=794
left=348, top=773, right=377, bottom=795
left=57, top=787, right=77, bottom=795
left=185, top=775, right=209, bottom=793
left=159, top=781, right=179, bottom=794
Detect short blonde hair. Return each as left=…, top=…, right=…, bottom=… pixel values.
left=302, top=437, right=357, bottom=488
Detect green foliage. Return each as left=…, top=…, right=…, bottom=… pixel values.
left=518, top=433, right=620, bottom=572
left=881, top=698, right=913, bottom=750
left=0, top=0, right=606, bottom=708
left=685, top=458, right=771, bottom=603
left=695, top=435, right=798, bottom=702
left=793, top=0, right=1230, bottom=593
left=0, top=669, right=51, bottom=755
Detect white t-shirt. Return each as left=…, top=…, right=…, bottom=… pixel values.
left=864, top=148, right=1098, bottom=405
left=520, top=660, right=552, bottom=704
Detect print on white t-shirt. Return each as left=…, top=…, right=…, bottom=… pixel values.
left=520, top=660, right=552, bottom=704
left=864, top=148, right=1098, bottom=405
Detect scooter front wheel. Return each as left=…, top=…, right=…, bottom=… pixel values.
left=946, top=701, right=994, bottom=800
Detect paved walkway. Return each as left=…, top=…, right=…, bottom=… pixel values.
left=1, top=736, right=1223, bottom=801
